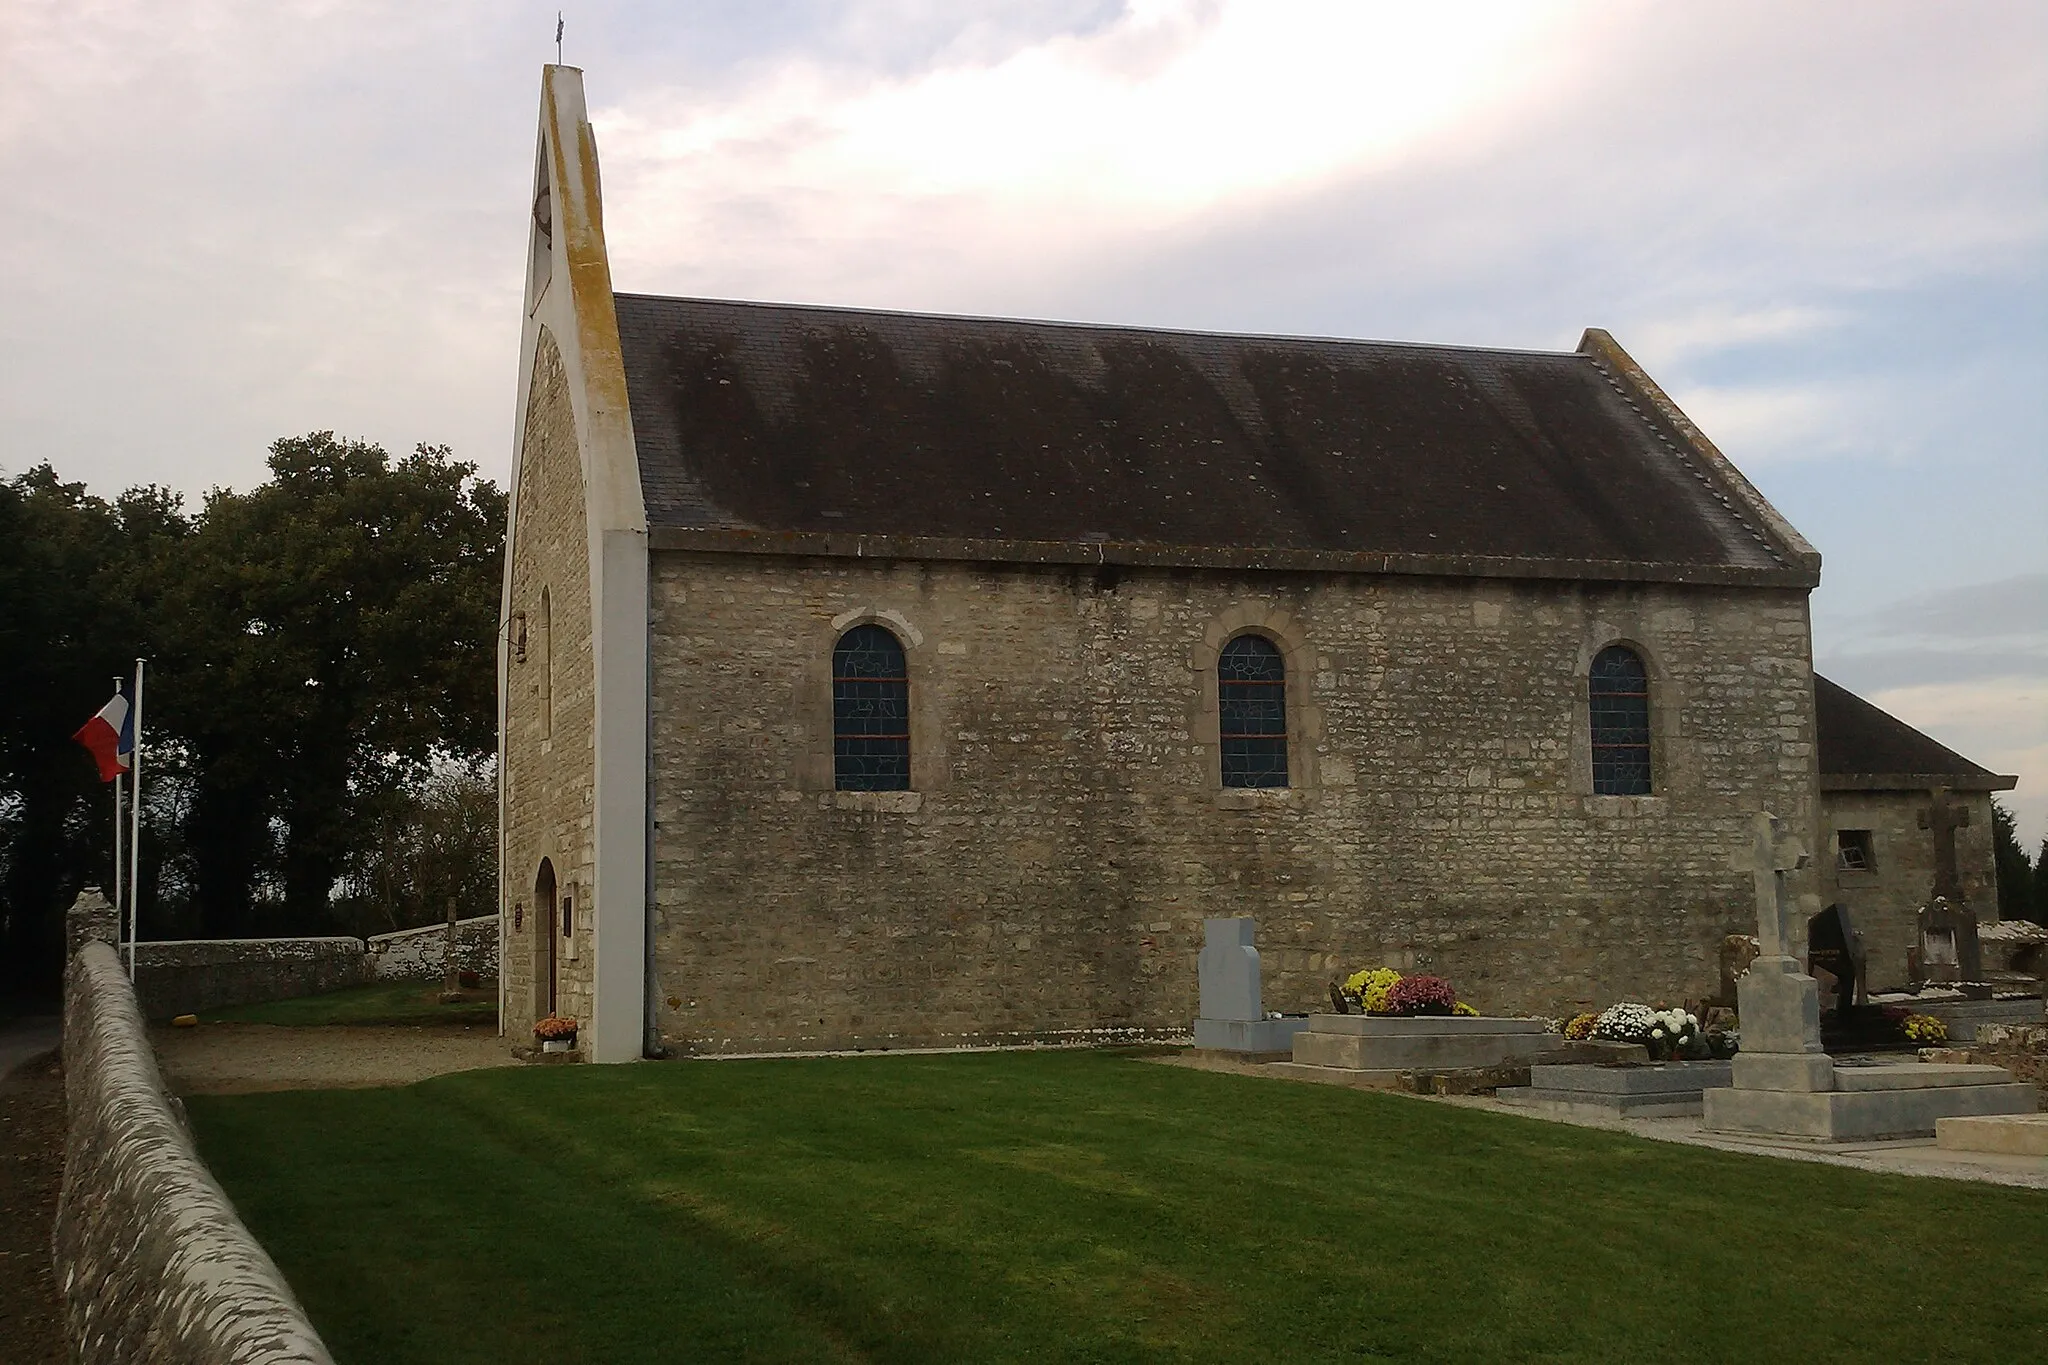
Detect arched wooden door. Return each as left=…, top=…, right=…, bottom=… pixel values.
left=534, top=858, right=558, bottom=1018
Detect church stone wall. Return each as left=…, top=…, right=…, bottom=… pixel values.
left=646, top=554, right=1819, bottom=1054
left=501, top=327, right=599, bottom=1041
left=1817, top=789, right=1999, bottom=991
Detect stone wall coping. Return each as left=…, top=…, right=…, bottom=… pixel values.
left=57, top=939, right=334, bottom=1363
left=135, top=936, right=364, bottom=950
left=366, top=914, right=499, bottom=949
left=1302, top=1014, right=1553, bottom=1037
left=1820, top=772, right=2017, bottom=793
left=647, top=527, right=1820, bottom=589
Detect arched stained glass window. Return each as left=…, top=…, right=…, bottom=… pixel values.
left=833, top=624, right=910, bottom=791
left=1590, top=644, right=1652, bottom=795
left=1219, top=634, right=1288, bottom=788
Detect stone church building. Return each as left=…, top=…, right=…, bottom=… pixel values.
left=499, top=67, right=2016, bottom=1062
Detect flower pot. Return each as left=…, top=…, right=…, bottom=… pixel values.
left=541, top=1038, right=575, bottom=1053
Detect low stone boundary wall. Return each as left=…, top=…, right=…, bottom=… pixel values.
left=367, top=914, right=500, bottom=982
left=57, top=893, right=333, bottom=1363
left=127, top=916, right=503, bottom=1017
left=133, top=938, right=368, bottom=1019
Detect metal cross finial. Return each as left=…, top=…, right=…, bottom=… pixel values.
left=555, top=13, right=563, bottom=65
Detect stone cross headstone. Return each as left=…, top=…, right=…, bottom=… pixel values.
left=1749, top=812, right=1807, bottom=960
left=1198, top=918, right=1263, bottom=1023
left=1915, top=789, right=1983, bottom=986
left=1918, top=788, right=1971, bottom=901
left=1805, top=903, right=1865, bottom=1015
left=1731, top=811, right=1834, bottom=1093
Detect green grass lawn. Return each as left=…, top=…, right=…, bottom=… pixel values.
left=187, top=1051, right=2048, bottom=1365
left=199, top=978, right=497, bottom=1028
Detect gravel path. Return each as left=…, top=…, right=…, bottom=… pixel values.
left=0, top=1016, right=60, bottom=1082
left=151, top=1021, right=518, bottom=1095
left=0, top=1048, right=65, bottom=1365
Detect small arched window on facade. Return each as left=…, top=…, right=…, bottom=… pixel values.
left=537, top=586, right=553, bottom=740
left=1589, top=644, right=1652, bottom=795
left=1219, top=634, right=1288, bottom=788
left=833, top=624, right=910, bottom=791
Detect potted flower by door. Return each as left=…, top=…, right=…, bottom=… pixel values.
left=535, top=1015, right=579, bottom=1053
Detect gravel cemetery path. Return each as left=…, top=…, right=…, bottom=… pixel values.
left=0, top=1036, right=66, bottom=1365
left=150, top=1020, right=516, bottom=1095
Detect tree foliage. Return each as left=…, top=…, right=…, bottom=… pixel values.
left=1991, top=798, right=2039, bottom=925
left=0, top=468, right=191, bottom=988
left=0, top=437, right=503, bottom=991
left=333, top=760, right=497, bottom=936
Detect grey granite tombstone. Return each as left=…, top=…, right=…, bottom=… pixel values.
left=1192, top=918, right=1307, bottom=1055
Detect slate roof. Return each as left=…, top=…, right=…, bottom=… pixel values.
left=613, top=294, right=1812, bottom=585
left=1814, top=674, right=2015, bottom=791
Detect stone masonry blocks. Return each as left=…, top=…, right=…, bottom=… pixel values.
left=646, top=555, right=1818, bottom=1054
left=502, top=327, right=599, bottom=1040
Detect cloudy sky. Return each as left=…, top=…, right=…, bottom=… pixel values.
left=5, top=0, right=2044, bottom=842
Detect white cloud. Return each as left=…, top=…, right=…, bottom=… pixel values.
left=1864, top=679, right=2048, bottom=848
left=1674, top=383, right=1860, bottom=465
left=1630, top=306, right=1845, bottom=365
left=593, top=0, right=1593, bottom=303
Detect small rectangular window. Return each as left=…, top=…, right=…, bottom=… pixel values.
left=1836, top=830, right=1874, bottom=872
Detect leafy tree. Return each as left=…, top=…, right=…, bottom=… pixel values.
left=333, top=759, right=497, bottom=936
left=0, top=467, right=190, bottom=992
left=2036, top=838, right=2048, bottom=927
left=2, top=435, right=504, bottom=991
left=1991, top=799, right=2035, bottom=924
left=156, top=434, right=504, bottom=932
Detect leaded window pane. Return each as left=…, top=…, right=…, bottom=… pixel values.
left=1590, top=644, right=1651, bottom=796
left=833, top=624, right=909, bottom=791
left=1219, top=634, right=1288, bottom=788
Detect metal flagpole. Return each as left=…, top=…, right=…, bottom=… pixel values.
left=129, top=658, right=145, bottom=980
left=111, top=675, right=126, bottom=975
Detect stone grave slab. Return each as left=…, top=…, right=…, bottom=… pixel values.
left=1935, top=1112, right=2048, bottom=1157
left=1500, top=1061, right=1733, bottom=1118
left=1829, top=1061, right=2019, bottom=1091
left=1703, top=1075, right=2036, bottom=1141
left=1910, top=995, right=2047, bottom=1042
left=1289, top=1014, right=1552, bottom=1073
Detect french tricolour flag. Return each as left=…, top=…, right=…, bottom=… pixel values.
left=72, top=687, right=134, bottom=783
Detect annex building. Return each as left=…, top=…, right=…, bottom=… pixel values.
left=498, top=67, right=2016, bottom=1062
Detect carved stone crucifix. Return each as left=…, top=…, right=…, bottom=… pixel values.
left=1751, top=811, right=1810, bottom=959
left=1918, top=787, right=1971, bottom=903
